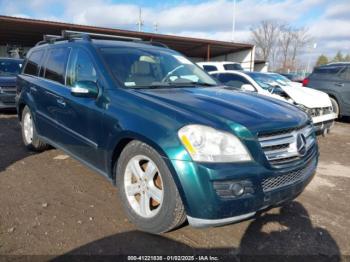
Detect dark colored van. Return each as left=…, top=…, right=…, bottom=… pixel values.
left=16, top=31, right=318, bottom=233
left=304, top=63, right=350, bottom=117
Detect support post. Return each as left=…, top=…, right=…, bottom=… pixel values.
left=207, top=44, right=211, bottom=61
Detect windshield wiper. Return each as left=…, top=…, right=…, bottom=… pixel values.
left=165, top=81, right=216, bottom=87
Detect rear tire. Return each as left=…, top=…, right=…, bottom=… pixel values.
left=21, top=106, right=49, bottom=152
left=330, top=97, right=340, bottom=118
left=116, top=140, right=186, bottom=233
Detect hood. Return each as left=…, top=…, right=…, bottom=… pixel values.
left=289, top=82, right=303, bottom=87
left=0, top=76, right=16, bottom=86
left=133, top=87, right=309, bottom=134
left=280, top=85, right=331, bottom=108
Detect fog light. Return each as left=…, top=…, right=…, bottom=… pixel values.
left=230, top=183, right=245, bottom=196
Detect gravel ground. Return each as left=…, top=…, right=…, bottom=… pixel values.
left=0, top=111, right=349, bottom=261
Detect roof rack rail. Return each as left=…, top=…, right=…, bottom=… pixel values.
left=61, top=30, right=142, bottom=42
left=145, top=41, right=169, bottom=48
left=35, top=30, right=169, bottom=49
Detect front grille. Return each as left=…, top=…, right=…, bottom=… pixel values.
left=262, top=157, right=317, bottom=192
left=307, top=106, right=333, bottom=117
left=258, top=124, right=316, bottom=168
left=0, top=86, right=16, bottom=94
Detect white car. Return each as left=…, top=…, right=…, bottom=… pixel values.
left=210, top=70, right=337, bottom=135
left=197, top=61, right=243, bottom=72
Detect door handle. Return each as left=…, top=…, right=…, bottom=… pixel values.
left=56, top=98, right=66, bottom=107
left=30, top=86, right=38, bottom=92
left=335, top=82, right=344, bottom=87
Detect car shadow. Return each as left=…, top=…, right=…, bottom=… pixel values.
left=0, top=110, right=33, bottom=173
left=338, top=116, right=350, bottom=123
left=51, top=202, right=340, bottom=262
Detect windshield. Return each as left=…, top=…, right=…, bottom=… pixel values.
left=270, top=74, right=291, bottom=83
left=100, top=47, right=217, bottom=88
left=0, top=59, right=23, bottom=76
left=247, top=72, right=287, bottom=90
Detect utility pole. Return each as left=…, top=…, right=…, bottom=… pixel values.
left=306, top=42, right=317, bottom=74
left=231, top=0, right=236, bottom=42
left=154, top=22, right=158, bottom=33
left=137, top=7, right=144, bottom=32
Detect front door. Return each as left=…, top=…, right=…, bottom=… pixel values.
left=53, top=48, right=106, bottom=171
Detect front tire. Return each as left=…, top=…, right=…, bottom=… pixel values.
left=330, top=97, right=340, bottom=118
left=21, top=106, right=49, bottom=151
left=116, top=140, right=186, bottom=233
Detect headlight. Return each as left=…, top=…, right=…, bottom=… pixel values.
left=178, top=124, right=251, bottom=163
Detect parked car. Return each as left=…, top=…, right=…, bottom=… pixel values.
left=210, top=70, right=337, bottom=134
left=197, top=61, right=244, bottom=72
left=303, top=63, right=350, bottom=117
left=0, top=58, right=23, bottom=109
left=17, top=31, right=318, bottom=233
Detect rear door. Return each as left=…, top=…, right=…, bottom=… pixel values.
left=20, top=49, right=54, bottom=135
left=35, top=46, right=71, bottom=142
left=337, top=66, right=350, bottom=115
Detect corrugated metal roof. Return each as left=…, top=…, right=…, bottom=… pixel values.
left=0, top=15, right=253, bottom=58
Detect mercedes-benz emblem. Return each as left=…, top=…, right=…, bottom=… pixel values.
left=296, top=133, right=307, bottom=156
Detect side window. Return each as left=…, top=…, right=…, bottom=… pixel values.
left=67, top=49, right=97, bottom=87
left=338, top=66, right=350, bottom=81
left=43, top=48, right=70, bottom=85
left=202, top=65, right=218, bottom=73
left=219, top=74, right=249, bottom=88
left=313, top=66, right=344, bottom=79
left=23, top=50, right=44, bottom=76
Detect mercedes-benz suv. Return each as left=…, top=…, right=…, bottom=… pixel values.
left=16, top=31, right=318, bottom=233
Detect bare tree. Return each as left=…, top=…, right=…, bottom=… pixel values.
left=290, top=27, right=312, bottom=67
left=278, top=25, right=294, bottom=70
left=251, top=21, right=312, bottom=71
left=250, top=20, right=281, bottom=61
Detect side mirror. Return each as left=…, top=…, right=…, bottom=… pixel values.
left=71, top=81, right=98, bottom=98
left=241, top=84, right=255, bottom=92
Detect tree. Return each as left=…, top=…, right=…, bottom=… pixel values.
left=250, top=21, right=312, bottom=71
left=290, top=28, right=312, bottom=67
left=333, top=51, right=344, bottom=62
left=250, top=20, right=281, bottom=61
left=344, top=54, right=350, bottom=62
left=316, top=55, right=328, bottom=66
left=278, top=25, right=294, bottom=70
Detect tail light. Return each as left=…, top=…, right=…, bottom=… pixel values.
left=302, top=78, right=310, bottom=87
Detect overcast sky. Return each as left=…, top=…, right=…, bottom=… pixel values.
left=1, top=0, right=349, bottom=63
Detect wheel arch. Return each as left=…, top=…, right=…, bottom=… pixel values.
left=108, top=132, right=188, bottom=209
left=328, top=93, right=341, bottom=115
left=17, top=102, right=26, bottom=122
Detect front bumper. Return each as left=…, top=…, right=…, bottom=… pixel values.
left=171, top=148, right=318, bottom=227
left=0, top=93, right=16, bottom=109
left=311, top=113, right=337, bottom=133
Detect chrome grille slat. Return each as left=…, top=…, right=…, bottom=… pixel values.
left=258, top=124, right=315, bottom=167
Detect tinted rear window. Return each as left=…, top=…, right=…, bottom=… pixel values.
left=24, top=51, right=44, bottom=76
left=43, top=48, right=70, bottom=84
left=202, top=65, right=218, bottom=72
left=223, top=63, right=243, bottom=71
